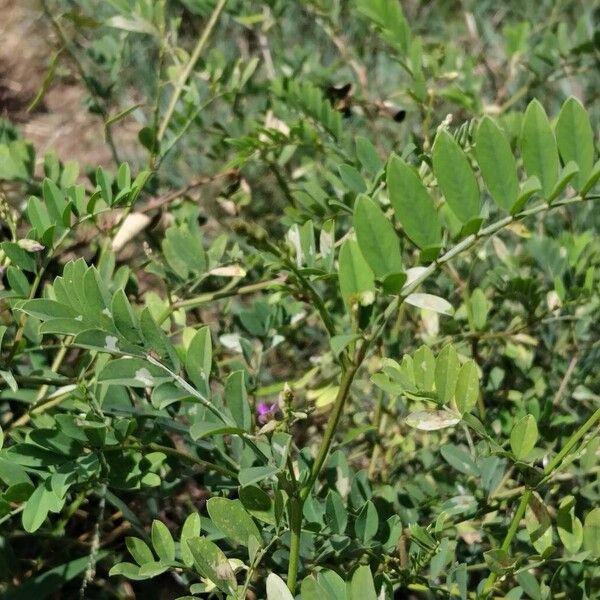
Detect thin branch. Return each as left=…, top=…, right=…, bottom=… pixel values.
left=156, top=0, right=228, bottom=144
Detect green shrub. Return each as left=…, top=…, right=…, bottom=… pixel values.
left=1, top=1, right=600, bottom=598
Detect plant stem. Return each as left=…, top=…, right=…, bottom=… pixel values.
left=542, top=406, right=600, bottom=478
left=483, top=407, right=600, bottom=595
left=482, top=490, right=531, bottom=595
left=156, top=0, right=228, bottom=144
left=300, top=360, right=360, bottom=501
left=400, top=194, right=600, bottom=300
left=104, top=442, right=237, bottom=478
left=147, top=442, right=237, bottom=478
left=285, top=345, right=366, bottom=591
left=286, top=496, right=303, bottom=592
left=41, top=0, right=120, bottom=166
left=368, top=389, right=385, bottom=479
left=156, top=276, right=285, bottom=324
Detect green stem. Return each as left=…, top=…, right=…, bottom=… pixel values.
left=104, top=442, right=236, bottom=478
left=41, top=0, right=120, bottom=166
left=483, top=490, right=531, bottom=595
left=156, top=0, right=228, bottom=144
left=283, top=258, right=337, bottom=340
left=157, top=276, right=285, bottom=324
left=400, top=194, right=600, bottom=300
left=483, top=407, right=600, bottom=595
left=542, top=406, right=600, bottom=478
left=286, top=495, right=303, bottom=592
left=285, top=349, right=365, bottom=591
left=300, top=360, right=360, bottom=502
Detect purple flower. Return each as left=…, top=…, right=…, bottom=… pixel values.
left=257, top=402, right=279, bottom=425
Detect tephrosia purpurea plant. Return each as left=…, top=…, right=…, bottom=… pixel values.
left=1, top=0, right=600, bottom=598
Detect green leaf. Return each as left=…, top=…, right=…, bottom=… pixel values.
left=469, top=288, right=488, bottom=330
left=0, top=242, right=36, bottom=272
left=355, top=136, right=382, bottom=176
left=430, top=538, right=455, bottom=580
left=556, top=97, right=594, bottom=191
left=353, top=194, right=402, bottom=277
left=162, top=224, right=207, bottom=278
left=581, top=159, right=600, bottom=196
left=387, top=155, right=441, bottom=249
left=6, top=443, right=69, bottom=468
left=510, top=414, right=538, bottom=460
left=117, top=161, right=131, bottom=188
left=381, top=272, right=407, bottom=294
left=22, top=485, right=51, bottom=533
left=440, top=444, right=478, bottom=476
left=338, top=239, right=375, bottom=311
left=267, top=573, right=294, bottom=600
left=432, top=129, right=480, bottom=222
left=112, top=288, right=141, bottom=344
left=0, top=325, right=6, bottom=353
left=27, top=196, right=52, bottom=239
left=356, top=0, right=410, bottom=54
left=511, top=176, right=542, bottom=214
left=475, top=116, right=519, bottom=211
left=435, top=344, right=460, bottom=404
left=583, top=508, right=600, bottom=558
left=190, top=422, right=243, bottom=440
left=19, top=299, right=78, bottom=321
left=185, top=326, right=212, bottom=396
left=187, top=536, right=237, bottom=595
left=355, top=501, right=378, bottom=543
left=140, top=307, right=178, bottom=367
left=239, top=485, right=275, bottom=525
left=238, top=465, right=280, bottom=486
left=454, top=360, right=479, bottom=414
left=42, top=178, right=68, bottom=225
left=138, top=561, right=169, bottom=578
left=225, top=370, right=251, bottom=430
left=516, top=572, right=541, bottom=600
left=325, top=490, right=347, bottom=534
left=557, top=497, right=583, bottom=554
left=73, top=328, right=136, bottom=354
left=126, top=537, right=154, bottom=566
left=546, top=161, right=579, bottom=203
left=349, top=565, right=377, bottom=600
left=180, top=512, right=201, bottom=567
left=109, top=562, right=146, bottom=580
left=301, top=575, right=331, bottom=600
left=151, top=520, right=175, bottom=563
left=483, top=548, right=517, bottom=574
left=338, top=164, right=367, bottom=193
left=413, top=345, right=435, bottom=391
left=96, top=167, right=113, bottom=205
left=7, top=267, right=30, bottom=297
left=405, top=293, right=453, bottom=316
left=97, top=358, right=168, bottom=387
left=207, top=497, right=262, bottom=546
left=521, top=99, right=559, bottom=199
left=330, top=334, right=361, bottom=358
left=317, top=570, right=346, bottom=600
left=525, top=493, right=553, bottom=554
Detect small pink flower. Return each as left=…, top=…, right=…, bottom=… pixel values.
left=257, top=402, right=279, bottom=425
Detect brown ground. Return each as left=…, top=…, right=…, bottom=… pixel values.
left=0, top=0, right=137, bottom=169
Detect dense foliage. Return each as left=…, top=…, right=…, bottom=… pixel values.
left=1, top=1, right=600, bottom=598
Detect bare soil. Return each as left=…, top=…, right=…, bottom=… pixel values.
left=0, top=0, right=136, bottom=169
